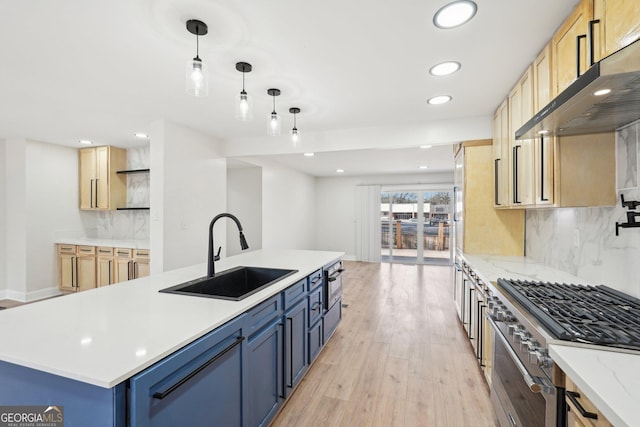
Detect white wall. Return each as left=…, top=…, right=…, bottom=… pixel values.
left=237, top=157, right=316, bottom=250
left=315, top=172, right=454, bottom=259
left=25, top=140, right=94, bottom=299
left=227, top=167, right=262, bottom=256
left=150, top=120, right=227, bottom=274
left=0, top=140, right=6, bottom=295
left=4, top=139, right=27, bottom=300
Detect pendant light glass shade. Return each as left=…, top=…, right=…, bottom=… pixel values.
left=235, top=62, right=253, bottom=121
left=236, top=90, right=253, bottom=120
left=186, top=57, right=209, bottom=97
left=185, top=20, right=209, bottom=97
left=289, top=107, right=301, bottom=145
left=267, top=88, right=281, bottom=136
left=268, top=111, right=281, bottom=136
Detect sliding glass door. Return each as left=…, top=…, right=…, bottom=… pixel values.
left=381, top=189, right=451, bottom=265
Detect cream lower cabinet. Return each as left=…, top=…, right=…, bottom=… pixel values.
left=564, top=375, right=613, bottom=427
left=96, top=247, right=115, bottom=287
left=132, top=249, right=150, bottom=279
left=59, top=244, right=150, bottom=291
left=58, top=244, right=96, bottom=292
left=115, top=248, right=134, bottom=283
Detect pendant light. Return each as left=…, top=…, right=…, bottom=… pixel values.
left=267, top=88, right=281, bottom=136
left=185, top=19, right=209, bottom=97
left=289, top=107, right=301, bottom=144
left=235, top=62, right=253, bottom=121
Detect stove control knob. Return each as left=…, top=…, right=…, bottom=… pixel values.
left=507, top=324, right=519, bottom=336
left=519, top=339, right=531, bottom=352
left=513, top=330, right=528, bottom=343
left=536, top=351, right=553, bottom=369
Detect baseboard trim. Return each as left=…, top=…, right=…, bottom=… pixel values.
left=2, top=287, right=62, bottom=303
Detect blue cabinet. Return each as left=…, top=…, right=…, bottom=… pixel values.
left=246, top=318, right=284, bottom=427
left=323, top=298, right=342, bottom=342
left=283, top=298, right=308, bottom=397
left=129, top=315, right=245, bottom=427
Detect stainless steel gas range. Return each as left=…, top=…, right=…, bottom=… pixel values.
left=486, top=278, right=640, bottom=427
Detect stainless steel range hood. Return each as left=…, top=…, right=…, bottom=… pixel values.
left=516, top=37, right=640, bottom=140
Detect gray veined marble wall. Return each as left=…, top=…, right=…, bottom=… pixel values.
left=526, top=120, right=640, bottom=298
left=97, top=145, right=150, bottom=240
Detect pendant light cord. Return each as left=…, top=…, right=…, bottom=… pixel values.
left=272, top=94, right=276, bottom=114
left=242, top=71, right=245, bottom=91
left=195, top=28, right=200, bottom=59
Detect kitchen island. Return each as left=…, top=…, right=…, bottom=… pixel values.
left=0, top=248, right=343, bottom=426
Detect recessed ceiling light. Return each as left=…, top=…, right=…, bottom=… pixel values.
left=420, top=145, right=433, bottom=149
left=537, top=130, right=550, bottom=135
left=429, top=61, right=461, bottom=76
left=433, top=1, right=477, bottom=29
left=427, top=95, right=452, bottom=105
left=419, top=165, right=429, bottom=169
left=79, top=140, right=93, bottom=145
left=303, top=152, right=315, bottom=157
left=336, top=169, right=345, bottom=173
left=134, top=133, right=148, bottom=139
left=593, top=89, right=611, bottom=96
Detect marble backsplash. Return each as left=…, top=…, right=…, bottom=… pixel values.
left=96, top=145, right=150, bottom=240
left=526, top=121, right=640, bottom=298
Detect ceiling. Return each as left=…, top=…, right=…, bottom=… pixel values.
left=0, top=0, right=580, bottom=176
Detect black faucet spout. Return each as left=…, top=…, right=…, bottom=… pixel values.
left=208, top=213, right=250, bottom=277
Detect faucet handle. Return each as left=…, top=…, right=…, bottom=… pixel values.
left=214, top=246, right=221, bottom=261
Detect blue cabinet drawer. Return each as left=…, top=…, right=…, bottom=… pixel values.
left=129, top=315, right=245, bottom=427
left=307, top=269, right=323, bottom=291
left=323, top=298, right=342, bottom=342
left=246, top=293, right=282, bottom=336
left=283, top=279, right=307, bottom=309
left=308, top=319, right=323, bottom=363
left=308, top=285, right=323, bottom=326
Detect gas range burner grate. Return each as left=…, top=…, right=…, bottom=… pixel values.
left=497, top=279, right=640, bottom=351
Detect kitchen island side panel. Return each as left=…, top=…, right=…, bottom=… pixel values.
left=0, top=359, right=126, bottom=427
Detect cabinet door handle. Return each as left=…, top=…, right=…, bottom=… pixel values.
left=70, top=257, right=75, bottom=287
left=75, top=257, right=79, bottom=288
left=152, top=336, right=245, bottom=400
left=95, top=178, right=99, bottom=208
left=90, top=179, right=94, bottom=208
left=286, top=316, right=294, bottom=388
left=128, top=260, right=133, bottom=280
left=588, top=19, right=600, bottom=66
left=494, top=158, right=500, bottom=206
left=512, top=146, right=521, bottom=204
left=576, top=34, right=587, bottom=78
left=540, top=136, right=549, bottom=202
left=134, top=261, right=138, bottom=279
left=311, top=301, right=322, bottom=312
left=566, top=391, right=598, bottom=420
left=279, top=322, right=286, bottom=399
left=108, top=260, right=112, bottom=285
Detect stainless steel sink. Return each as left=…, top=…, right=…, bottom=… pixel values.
left=159, top=266, right=298, bottom=301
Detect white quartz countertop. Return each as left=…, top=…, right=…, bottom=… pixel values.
left=550, top=344, right=640, bottom=427
left=56, top=237, right=150, bottom=249
left=0, top=249, right=343, bottom=388
left=460, top=252, right=640, bottom=426
left=459, top=253, right=599, bottom=287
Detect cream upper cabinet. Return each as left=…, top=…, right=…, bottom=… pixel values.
left=492, top=98, right=510, bottom=208
left=593, top=0, right=640, bottom=61
left=508, top=66, right=535, bottom=207
left=79, top=146, right=127, bottom=211
left=533, top=43, right=555, bottom=206
left=551, top=0, right=593, bottom=96
left=456, top=140, right=524, bottom=256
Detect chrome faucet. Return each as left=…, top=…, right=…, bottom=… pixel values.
left=208, top=213, right=249, bottom=277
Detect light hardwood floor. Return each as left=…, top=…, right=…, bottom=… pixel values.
left=271, top=261, right=498, bottom=427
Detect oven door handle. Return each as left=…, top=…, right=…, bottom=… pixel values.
left=487, top=315, right=543, bottom=394
left=327, top=268, right=345, bottom=282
